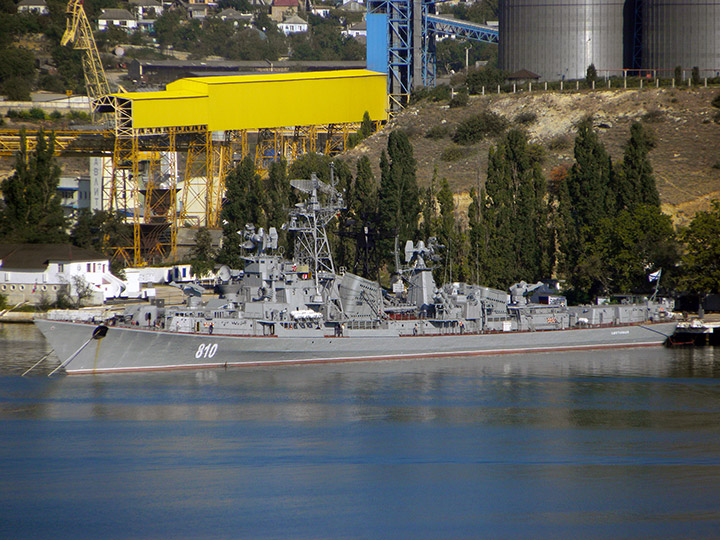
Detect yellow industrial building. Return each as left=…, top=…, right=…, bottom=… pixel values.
left=88, top=68, right=389, bottom=264
left=106, top=69, right=388, bottom=131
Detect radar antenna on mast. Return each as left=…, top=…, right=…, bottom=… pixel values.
left=287, top=165, right=345, bottom=280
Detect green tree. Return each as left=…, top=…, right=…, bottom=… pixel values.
left=50, top=44, right=84, bottom=94
left=346, top=156, right=379, bottom=278
left=595, top=205, right=677, bottom=293
left=71, top=209, right=132, bottom=276
left=586, top=63, right=597, bottom=86
left=435, top=178, right=466, bottom=282
left=679, top=201, right=720, bottom=293
left=0, top=46, right=36, bottom=98
left=557, top=119, right=615, bottom=299
left=465, top=66, right=506, bottom=94
left=152, top=10, right=185, bottom=51
left=467, top=187, right=482, bottom=284
left=616, top=122, right=660, bottom=210
left=674, top=65, right=682, bottom=86
left=378, top=130, right=420, bottom=268
left=190, top=227, right=216, bottom=277
left=0, top=130, right=68, bottom=243
left=217, top=156, right=267, bottom=266
left=476, top=129, right=551, bottom=288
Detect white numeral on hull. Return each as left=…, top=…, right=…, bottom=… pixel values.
left=195, top=343, right=218, bottom=359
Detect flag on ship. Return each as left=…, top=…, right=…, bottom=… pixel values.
left=648, top=269, right=662, bottom=282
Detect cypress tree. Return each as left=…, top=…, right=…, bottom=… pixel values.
left=565, top=118, right=614, bottom=231
left=354, top=156, right=377, bottom=220
left=467, top=187, right=483, bottom=284
left=558, top=119, right=615, bottom=300
left=618, top=122, right=660, bottom=209
left=478, top=129, right=551, bottom=288
left=347, top=156, right=380, bottom=278
left=377, top=130, right=420, bottom=267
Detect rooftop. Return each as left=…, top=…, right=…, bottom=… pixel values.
left=99, top=8, right=135, bottom=20
left=0, top=244, right=108, bottom=271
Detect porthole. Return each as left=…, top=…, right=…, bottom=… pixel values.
left=19, top=285, right=24, bottom=291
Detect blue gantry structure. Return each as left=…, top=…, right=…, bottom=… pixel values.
left=367, top=0, right=499, bottom=111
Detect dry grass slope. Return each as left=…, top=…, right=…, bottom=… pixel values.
left=345, top=87, right=720, bottom=227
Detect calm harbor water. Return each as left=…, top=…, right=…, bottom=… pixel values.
left=2, top=323, right=720, bottom=539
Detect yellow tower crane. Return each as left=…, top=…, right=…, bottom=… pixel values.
left=60, top=0, right=111, bottom=108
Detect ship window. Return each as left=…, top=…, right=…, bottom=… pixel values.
left=58, top=264, right=64, bottom=272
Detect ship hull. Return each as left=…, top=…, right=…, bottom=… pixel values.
left=34, top=318, right=678, bottom=375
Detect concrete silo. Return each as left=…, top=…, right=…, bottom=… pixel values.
left=499, top=0, right=627, bottom=81
left=641, top=0, right=720, bottom=76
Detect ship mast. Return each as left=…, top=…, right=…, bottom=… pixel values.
left=287, top=166, right=345, bottom=295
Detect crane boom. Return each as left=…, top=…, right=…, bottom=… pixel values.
left=61, top=0, right=111, bottom=107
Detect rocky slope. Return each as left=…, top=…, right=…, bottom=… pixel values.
left=345, top=87, right=720, bottom=226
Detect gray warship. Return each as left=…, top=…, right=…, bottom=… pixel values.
left=35, top=174, right=677, bottom=375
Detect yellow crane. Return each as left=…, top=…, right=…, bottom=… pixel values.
left=60, top=0, right=111, bottom=108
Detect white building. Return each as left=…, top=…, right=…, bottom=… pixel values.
left=57, top=176, right=91, bottom=220
left=98, top=9, right=138, bottom=32
left=17, top=0, right=49, bottom=14
left=129, top=0, right=164, bottom=20
left=343, top=20, right=366, bottom=39
left=0, top=244, right=124, bottom=305
left=278, top=14, right=308, bottom=35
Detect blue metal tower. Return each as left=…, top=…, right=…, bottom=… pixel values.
left=367, top=0, right=499, bottom=111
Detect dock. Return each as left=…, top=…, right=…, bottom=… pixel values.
left=672, top=315, right=720, bottom=346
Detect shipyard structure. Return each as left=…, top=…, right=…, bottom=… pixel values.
left=499, top=0, right=720, bottom=81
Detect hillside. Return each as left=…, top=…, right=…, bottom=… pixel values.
left=345, top=87, right=720, bottom=226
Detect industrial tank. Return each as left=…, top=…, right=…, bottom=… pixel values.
left=499, top=0, right=627, bottom=81
left=642, top=0, right=720, bottom=76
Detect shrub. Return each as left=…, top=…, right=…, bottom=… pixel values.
left=448, top=89, right=468, bottom=108
left=2, top=76, right=32, bottom=101
left=440, top=145, right=472, bottom=162
left=67, top=110, right=91, bottom=122
left=49, top=110, right=63, bottom=120
left=425, top=125, right=451, bottom=140
left=642, top=109, right=665, bottom=123
left=452, top=111, right=508, bottom=145
left=410, top=84, right=452, bottom=103
left=711, top=92, right=720, bottom=109
left=547, top=134, right=572, bottom=151
left=466, top=66, right=507, bottom=95
left=28, top=107, right=45, bottom=120
left=514, top=111, right=537, bottom=125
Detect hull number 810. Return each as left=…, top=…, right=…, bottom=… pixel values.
left=195, top=343, right=218, bottom=359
